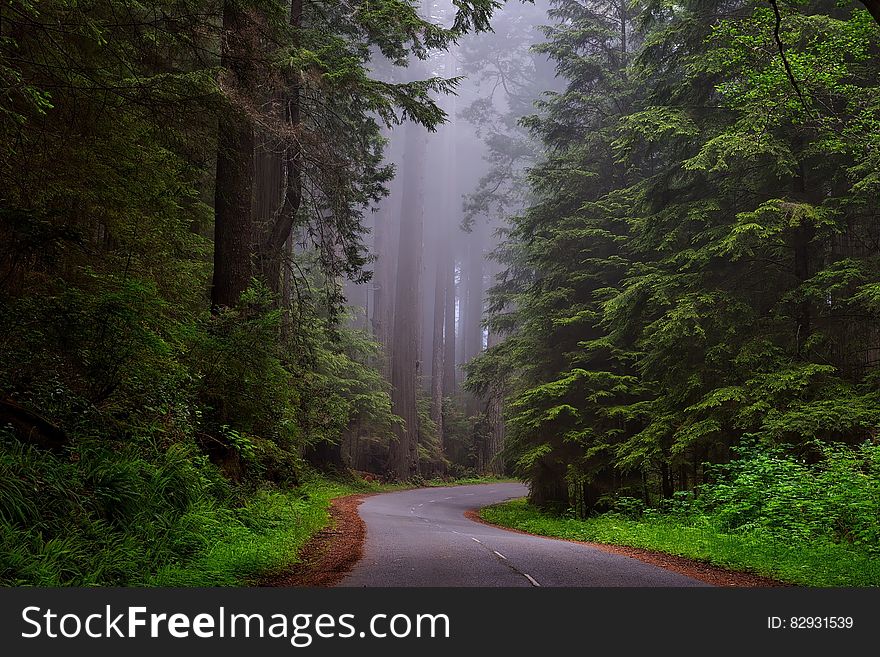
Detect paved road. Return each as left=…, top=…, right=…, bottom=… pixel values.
left=339, top=483, right=707, bottom=587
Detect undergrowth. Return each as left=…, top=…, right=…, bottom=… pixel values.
left=481, top=443, right=880, bottom=587
left=0, top=429, right=384, bottom=586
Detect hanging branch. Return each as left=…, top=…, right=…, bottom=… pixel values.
left=767, top=0, right=812, bottom=116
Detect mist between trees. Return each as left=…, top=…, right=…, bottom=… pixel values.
left=1, top=0, right=880, bottom=586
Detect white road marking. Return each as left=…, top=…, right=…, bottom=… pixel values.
left=429, top=500, right=437, bottom=503
left=523, top=573, right=541, bottom=587
left=493, top=550, right=507, bottom=560
left=471, top=537, right=482, bottom=544
left=443, top=496, right=453, bottom=500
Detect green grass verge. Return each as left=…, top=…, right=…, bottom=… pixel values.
left=480, top=499, right=880, bottom=587
left=1, top=428, right=515, bottom=587
left=145, top=476, right=390, bottom=587
left=146, top=475, right=503, bottom=586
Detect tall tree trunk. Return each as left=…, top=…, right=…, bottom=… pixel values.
left=371, top=123, right=402, bottom=377
left=462, top=223, right=485, bottom=414
left=464, top=224, right=485, bottom=364
left=253, top=110, right=285, bottom=291
left=281, top=231, right=295, bottom=339
left=660, top=461, right=673, bottom=499
left=373, top=192, right=396, bottom=377
left=430, top=244, right=447, bottom=453
left=484, top=329, right=505, bottom=475
left=420, top=241, right=438, bottom=383
left=211, top=2, right=255, bottom=310
left=389, top=117, right=428, bottom=480
left=257, top=0, right=303, bottom=296
left=443, top=256, right=457, bottom=396
left=793, top=151, right=816, bottom=356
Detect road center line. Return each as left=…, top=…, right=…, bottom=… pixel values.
left=468, top=532, right=540, bottom=586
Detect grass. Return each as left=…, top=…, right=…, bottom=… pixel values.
left=145, top=474, right=507, bottom=586
left=480, top=499, right=880, bottom=587
left=146, top=475, right=390, bottom=586
left=0, top=436, right=397, bottom=588
left=0, top=434, right=518, bottom=589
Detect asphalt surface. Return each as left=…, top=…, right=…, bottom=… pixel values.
left=339, top=483, right=708, bottom=587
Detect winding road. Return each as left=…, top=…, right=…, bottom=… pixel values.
left=339, top=483, right=708, bottom=587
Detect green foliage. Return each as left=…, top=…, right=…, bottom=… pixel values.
left=0, top=0, right=506, bottom=586
left=481, top=496, right=880, bottom=587
left=702, top=441, right=880, bottom=550
left=484, top=0, right=880, bottom=517
left=0, top=421, right=382, bottom=586
left=0, top=273, right=404, bottom=585
left=0, top=428, right=226, bottom=586
left=415, top=392, right=447, bottom=477
left=146, top=476, right=385, bottom=586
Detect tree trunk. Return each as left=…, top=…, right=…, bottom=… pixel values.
left=212, top=107, right=254, bottom=309
left=793, top=152, right=816, bottom=356
left=211, top=2, right=255, bottom=310
left=281, top=231, right=295, bottom=339
left=372, top=192, right=396, bottom=377
left=462, top=223, right=486, bottom=414
left=430, top=244, right=447, bottom=453
left=253, top=109, right=285, bottom=292
left=483, top=330, right=505, bottom=475
left=389, top=117, right=428, bottom=480
left=443, top=256, right=457, bottom=396
left=660, top=461, right=673, bottom=499
left=464, top=223, right=485, bottom=364
left=256, top=0, right=303, bottom=296
left=371, top=124, right=401, bottom=376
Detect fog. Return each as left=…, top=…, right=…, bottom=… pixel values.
left=342, top=1, right=559, bottom=477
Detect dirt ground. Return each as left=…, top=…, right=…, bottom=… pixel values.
left=262, top=493, right=373, bottom=587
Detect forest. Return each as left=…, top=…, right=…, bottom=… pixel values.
left=1, top=0, right=879, bottom=586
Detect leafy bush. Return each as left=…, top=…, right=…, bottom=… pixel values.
left=0, top=428, right=227, bottom=585
left=702, top=441, right=880, bottom=551
left=0, top=273, right=398, bottom=584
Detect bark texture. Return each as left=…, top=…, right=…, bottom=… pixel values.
left=389, top=118, right=428, bottom=480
